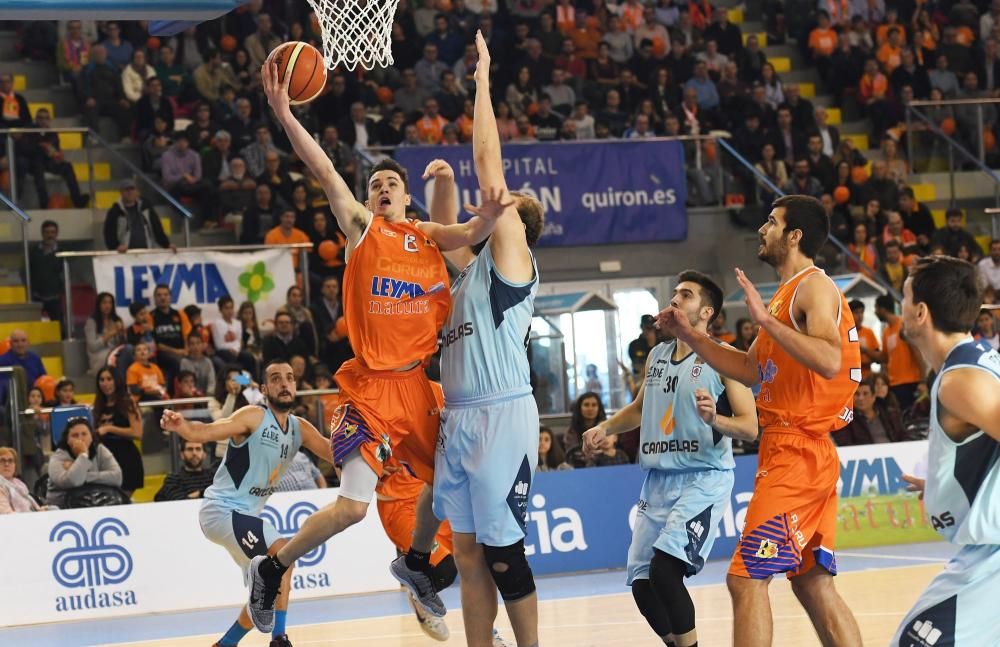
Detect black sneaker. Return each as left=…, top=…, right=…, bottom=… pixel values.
left=390, top=555, right=446, bottom=617
left=269, top=634, right=293, bottom=647
left=247, top=555, right=282, bottom=632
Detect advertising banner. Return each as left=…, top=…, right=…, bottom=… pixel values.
left=393, top=141, right=688, bottom=247
left=92, top=247, right=299, bottom=324
left=0, top=489, right=396, bottom=627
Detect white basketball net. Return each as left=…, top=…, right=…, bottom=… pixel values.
left=307, top=0, right=400, bottom=71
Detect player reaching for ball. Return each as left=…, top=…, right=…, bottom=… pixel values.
left=246, top=58, right=511, bottom=632
left=891, top=256, right=1000, bottom=647
left=583, top=271, right=758, bottom=647
left=160, top=360, right=334, bottom=647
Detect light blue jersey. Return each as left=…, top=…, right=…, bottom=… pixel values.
left=203, top=406, right=302, bottom=515
left=638, top=341, right=734, bottom=472
left=440, top=243, right=538, bottom=407
left=925, top=339, right=1000, bottom=545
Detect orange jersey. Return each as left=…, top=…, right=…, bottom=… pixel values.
left=755, top=267, right=861, bottom=436
left=881, top=318, right=923, bottom=386
left=808, top=28, right=837, bottom=57
left=342, top=216, right=451, bottom=370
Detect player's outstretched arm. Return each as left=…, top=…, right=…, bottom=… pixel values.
left=262, top=61, right=368, bottom=246
left=160, top=406, right=260, bottom=444
left=700, top=377, right=759, bottom=442
left=937, top=368, right=1000, bottom=442
left=657, top=308, right=760, bottom=386
left=297, top=416, right=335, bottom=463
left=423, top=159, right=475, bottom=268
left=472, top=30, right=534, bottom=283
left=583, top=356, right=650, bottom=453
left=417, top=186, right=510, bottom=251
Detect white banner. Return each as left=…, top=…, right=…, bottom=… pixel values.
left=0, top=489, right=396, bottom=627
left=93, top=247, right=300, bottom=325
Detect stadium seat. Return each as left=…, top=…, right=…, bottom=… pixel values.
left=742, top=32, right=767, bottom=46
left=912, top=184, right=936, bottom=203
left=70, top=162, right=111, bottom=182
left=771, top=57, right=791, bottom=73
left=58, top=132, right=83, bottom=150
left=799, top=83, right=816, bottom=98
left=13, top=74, right=26, bottom=91
left=28, top=102, right=54, bottom=118
left=0, top=285, right=26, bottom=305
left=826, top=107, right=842, bottom=125
left=0, top=320, right=61, bottom=343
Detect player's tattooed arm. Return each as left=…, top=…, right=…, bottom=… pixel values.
left=936, top=368, right=1000, bottom=443
left=297, top=416, right=335, bottom=463
left=160, top=406, right=260, bottom=444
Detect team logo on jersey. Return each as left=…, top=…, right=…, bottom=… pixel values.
left=758, top=359, right=778, bottom=384
left=755, top=538, right=779, bottom=559
left=343, top=423, right=358, bottom=438
left=768, top=298, right=784, bottom=317
left=378, top=227, right=398, bottom=237
left=659, top=404, right=676, bottom=436
left=376, top=433, right=392, bottom=462
left=690, top=365, right=702, bottom=379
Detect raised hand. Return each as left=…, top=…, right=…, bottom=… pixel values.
left=656, top=306, right=695, bottom=342
left=160, top=409, right=188, bottom=435
left=261, top=59, right=291, bottom=117
left=474, top=30, right=491, bottom=84
left=464, top=186, right=513, bottom=220
left=735, top=267, right=770, bottom=326
left=422, top=159, right=455, bottom=182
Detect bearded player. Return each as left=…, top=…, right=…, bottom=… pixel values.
left=658, top=195, right=863, bottom=647
left=246, top=60, right=510, bottom=632
left=893, top=256, right=1000, bottom=647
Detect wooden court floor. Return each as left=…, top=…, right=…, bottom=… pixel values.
left=119, top=563, right=940, bottom=647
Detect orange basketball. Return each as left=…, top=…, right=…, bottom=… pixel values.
left=833, top=186, right=850, bottom=204
left=35, top=375, right=56, bottom=402
left=335, top=317, right=348, bottom=338
left=147, top=36, right=161, bottom=50
left=318, top=239, right=338, bottom=263
left=941, top=117, right=956, bottom=135
left=985, top=129, right=997, bottom=152
left=268, top=41, right=328, bottom=105
left=851, top=166, right=869, bottom=184
left=221, top=34, right=238, bottom=53
left=376, top=86, right=394, bottom=105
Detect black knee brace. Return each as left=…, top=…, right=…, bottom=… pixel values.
left=430, top=554, right=458, bottom=592
left=650, top=549, right=696, bottom=635
left=631, top=579, right=674, bottom=637
left=482, top=540, right=536, bottom=602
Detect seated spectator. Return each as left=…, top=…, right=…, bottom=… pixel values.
left=56, top=20, right=91, bottom=87
left=219, top=155, right=257, bottom=222
left=142, top=116, right=173, bottom=174
left=543, top=69, right=576, bottom=116
left=155, top=44, right=193, bottom=102
left=538, top=426, right=571, bottom=472
left=92, top=366, right=144, bottom=494
left=530, top=95, right=563, bottom=141
left=150, top=283, right=189, bottom=387
left=281, top=285, right=318, bottom=354
left=338, top=102, right=378, bottom=150
left=180, top=333, right=216, bottom=396
left=28, top=220, right=65, bottom=330
left=240, top=123, right=285, bottom=180
left=858, top=58, right=889, bottom=124
left=872, top=372, right=903, bottom=419
left=624, top=113, right=655, bottom=138
left=696, top=39, right=727, bottom=79
left=732, top=317, right=756, bottom=351
left=563, top=391, right=606, bottom=450
left=244, top=12, right=282, bottom=68
left=0, top=447, right=45, bottom=513
left=185, top=304, right=211, bottom=347
left=238, top=301, right=264, bottom=365
left=602, top=16, right=635, bottom=64
left=973, top=308, right=999, bottom=350
left=100, top=21, right=132, bottom=69
left=832, top=378, right=908, bottom=446
left=782, top=159, right=824, bottom=199
left=768, top=106, right=803, bottom=166
left=761, top=62, right=784, bottom=109
left=597, top=89, right=630, bottom=137
left=805, top=134, right=836, bottom=193
left=121, top=49, right=155, bottom=106
left=12, top=387, right=47, bottom=488
left=23, top=108, right=89, bottom=208
left=127, top=342, right=167, bottom=401
left=435, top=70, right=466, bottom=121
left=878, top=137, right=908, bottom=185
left=567, top=101, right=595, bottom=139
left=194, top=51, right=239, bottom=104
left=507, top=65, right=541, bottom=118
left=755, top=143, right=788, bottom=204
left=876, top=27, right=904, bottom=74
left=80, top=45, right=133, bottom=141
left=262, top=311, right=313, bottom=365
left=210, top=365, right=251, bottom=422
left=931, top=209, right=980, bottom=258
left=808, top=11, right=837, bottom=78
left=240, top=184, right=280, bottom=245
left=103, top=180, right=174, bottom=252
left=897, top=187, right=935, bottom=252
left=454, top=98, right=475, bottom=142
left=394, top=68, right=432, bottom=119
left=879, top=240, right=908, bottom=292
left=978, top=239, right=1000, bottom=291
left=275, top=448, right=327, bottom=492
left=53, top=379, right=76, bottom=407
left=311, top=275, right=351, bottom=374
left=135, top=76, right=175, bottom=142
left=211, top=296, right=255, bottom=374
left=185, top=103, right=218, bottom=152
left=928, top=53, right=959, bottom=97
left=416, top=98, right=449, bottom=145
left=881, top=211, right=918, bottom=256
left=84, top=292, right=125, bottom=374
left=0, top=329, right=47, bottom=403
left=153, top=439, right=214, bottom=501
left=161, top=136, right=212, bottom=227
left=256, top=151, right=295, bottom=207
left=265, top=210, right=312, bottom=273
left=320, top=126, right=356, bottom=189
left=847, top=221, right=879, bottom=275
left=46, top=418, right=122, bottom=508
left=125, top=302, right=154, bottom=348
left=308, top=210, right=346, bottom=283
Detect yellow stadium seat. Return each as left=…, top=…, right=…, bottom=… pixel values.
left=743, top=32, right=767, bottom=47
left=0, top=286, right=26, bottom=304
left=826, top=107, right=842, bottom=125
left=799, top=82, right=816, bottom=98
left=161, top=217, right=172, bottom=236
left=931, top=209, right=946, bottom=228
left=76, top=393, right=96, bottom=405
left=42, top=356, right=64, bottom=377
left=58, top=132, right=83, bottom=151
left=13, top=75, right=26, bottom=91
left=71, top=162, right=111, bottom=182
left=131, top=473, right=166, bottom=503
left=28, top=102, right=54, bottom=119
left=912, top=183, right=936, bottom=203
left=96, top=190, right=119, bottom=209
left=727, top=7, right=744, bottom=24
left=771, top=57, right=791, bottom=73
left=0, top=321, right=62, bottom=343
left=844, top=133, right=868, bottom=150
left=976, top=235, right=992, bottom=255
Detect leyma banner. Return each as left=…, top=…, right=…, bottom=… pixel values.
left=93, top=247, right=298, bottom=324
left=393, top=140, right=688, bottom=246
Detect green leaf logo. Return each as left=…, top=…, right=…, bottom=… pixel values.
left=238, top=261, right=275, bottom=303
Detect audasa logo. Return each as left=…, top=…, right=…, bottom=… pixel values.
left=523, top=494, right=588, bottom=557
left=50, top=518, right=137, bottom=612
left=261, top=502, right=330, bottom=590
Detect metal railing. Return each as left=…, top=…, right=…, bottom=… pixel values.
left=716, top=138, right=901, bottom=300
left=0, top=189, right=32, bottom=300
left=1, top=366, right=25, bottom=474
left=903, top=102, right=1000, bottom=209
left=55, top=242, right=313, bottom=340
left=1, top=127, right=195, bottom=247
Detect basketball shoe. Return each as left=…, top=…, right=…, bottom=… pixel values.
left=390, top=555, right=446, bottom=617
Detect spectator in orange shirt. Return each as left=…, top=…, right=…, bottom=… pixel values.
left=848, top=300, right=881, bottom=380
left=858, top=58, right=889, bottom=121
left=876, top=27, right=903, bottom=74
left=416, top=98, right=448, bottom=144
left=881, top=210, right=918, bottom=254
left=126, top=341, right=167, bottom=401
left=264, top=210, right=311, bottom=271
left=454, top=97, right=475, bottom=142
left=872, top=294, right=924, bottom=411
left=875, top=8, right=907, bottom=45
left=808, top=11, right=838, bottom=80
left=568, top=13, right=602, bottom=60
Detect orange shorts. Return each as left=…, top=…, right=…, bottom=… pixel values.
left=376, top=495, right=454, bottom=567
left=330, top=359, right=439, bottom=484
left=729, top=429, right=840, bottom=580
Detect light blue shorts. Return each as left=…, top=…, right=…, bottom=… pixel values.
left=892, top=543, right=1000, bottom=647
left=433, top=393, right=539, bottom=547
left=626, top=468, right=734, bottom=585
left=199, top=501, right=281, bottom=571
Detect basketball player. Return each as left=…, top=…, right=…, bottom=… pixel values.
left=416, top=32, right=545, bottom=647
left=247, top=61, right=510, bottom=631
left=583, top=271, right=758, bottom=647
left=657, top=195, right=863, bottom=647
left=892, top=256, right=1000, bottom=646
left=159, top=360, right=334, bottom=647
